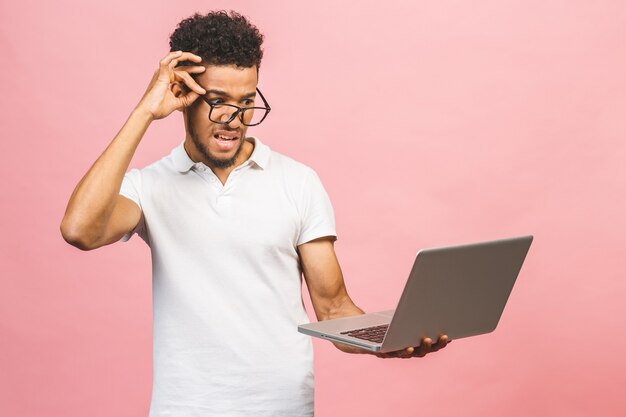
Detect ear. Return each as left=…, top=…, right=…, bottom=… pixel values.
left=171, top=81, right=189, bottom=96
left=171, top=81, right=190, bottom=112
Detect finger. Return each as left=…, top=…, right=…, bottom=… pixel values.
left=432, top=335, right=450, bottom=352
left=177, top=65, right=207, bottom=74
left=401, top=347, right=414, bottom=359
left=175, top=70, right=206, bottom=95
left=158, top=51, right=184, bottom=72
left=168, top=52, right=203, bottom=72
left=177, top=89, right=202, bottom=108
left=157, top=52, right=202, bottom=83
left=427, top=335, right=447, bottom=353
left=160, top=51, right=202, bottom=66
left=416, top=338, right=432, bottom=357
left=160, top=50, right=184, bottom=64
left=174, top=66, right=206, bottom=88
left=157, top=52, right=184, bottom=82
left=393, top=347, right=414, bottom=359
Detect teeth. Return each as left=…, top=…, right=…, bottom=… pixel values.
left=217, top=135, right=236, bottom=140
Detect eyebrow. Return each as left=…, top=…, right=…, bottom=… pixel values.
left=204, top=89, right=257, bottom=99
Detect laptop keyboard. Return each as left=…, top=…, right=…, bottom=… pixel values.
left=340, top=324, right=389, bottom=343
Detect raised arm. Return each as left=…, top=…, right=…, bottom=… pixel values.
left=60, top=51, right=207, bottom=250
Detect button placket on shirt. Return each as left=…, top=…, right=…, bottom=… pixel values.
left=213, top=162, right=250, bottom=208
left=219, top=163, right=250, bottom=198
left=193, top=161, right=253, bottom=207
left=193, top=163, right=222, bottom=193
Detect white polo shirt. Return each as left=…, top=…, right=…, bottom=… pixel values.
left=119, top=137, right=336, bottom=417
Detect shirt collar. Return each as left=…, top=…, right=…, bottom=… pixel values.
left=246, top=136, right=271, bottom=169
left=171, top=136, right=270, bottom=173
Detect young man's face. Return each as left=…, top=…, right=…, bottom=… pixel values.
left=183, top=64, right=259, bottom=170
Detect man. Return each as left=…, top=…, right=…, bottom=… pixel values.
left=61, top=11, right=449, bottom=416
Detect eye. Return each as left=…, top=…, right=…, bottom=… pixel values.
left=242, top=99, right=254, bottom=106
left=207, top=98, right=223, bottom=105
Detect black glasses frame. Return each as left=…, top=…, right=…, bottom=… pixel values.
left=198, top=87, right=272, bottom=126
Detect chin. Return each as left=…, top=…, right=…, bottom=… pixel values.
left=188, top=121, right=245, bottom=168
left=204, top=144, right=242, bottom=168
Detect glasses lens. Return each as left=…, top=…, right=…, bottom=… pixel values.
left=209, top=104, right=237, bottom=124
left=241, top=108, right=269, bottom=126
left=209, top=104, right=269, bottom=126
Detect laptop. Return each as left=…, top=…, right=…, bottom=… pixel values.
left=298, top=235, right=533, bottom=353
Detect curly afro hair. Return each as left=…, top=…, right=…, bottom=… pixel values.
left=169, top=10, right=264, bottom=70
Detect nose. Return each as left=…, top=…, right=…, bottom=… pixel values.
left=219, top=109, right=243, bottom=129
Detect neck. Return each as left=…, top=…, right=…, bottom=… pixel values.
left=184, top=137, right=254, bottom=184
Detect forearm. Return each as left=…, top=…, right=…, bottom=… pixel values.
left=298, top=238, right=372, bottom=354
left=60, top=107, right=153, bottom=243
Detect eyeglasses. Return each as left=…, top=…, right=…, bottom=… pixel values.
left=198, top=87, right=271, bottom=126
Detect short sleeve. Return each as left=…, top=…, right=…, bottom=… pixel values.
left=118, top=168, right=145, bottom=242
left=296, top=169, right=337, bottom=246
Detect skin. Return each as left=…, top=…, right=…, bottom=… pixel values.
left=61, top=50, right=451, bottom=359
left=172, top=63, right=259, bottom=183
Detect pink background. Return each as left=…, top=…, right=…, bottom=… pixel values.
left=1, top=1, right=625, bottom=416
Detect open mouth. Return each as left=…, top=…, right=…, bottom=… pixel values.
left=214, top=134, right=238, bottom=141
left=212, top=132, right=240, bottom=151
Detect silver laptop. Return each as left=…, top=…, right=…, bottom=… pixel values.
left=298, top=235, right=533, bottom=353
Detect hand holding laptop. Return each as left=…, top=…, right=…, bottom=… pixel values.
left=299, top=236, right=533, bottom=354
left=378, top=334, right=451, bottom=359
left=332, top=333, right=451, bottom=358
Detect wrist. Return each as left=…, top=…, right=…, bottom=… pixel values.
left=131, top=106, right=155, bottom=124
